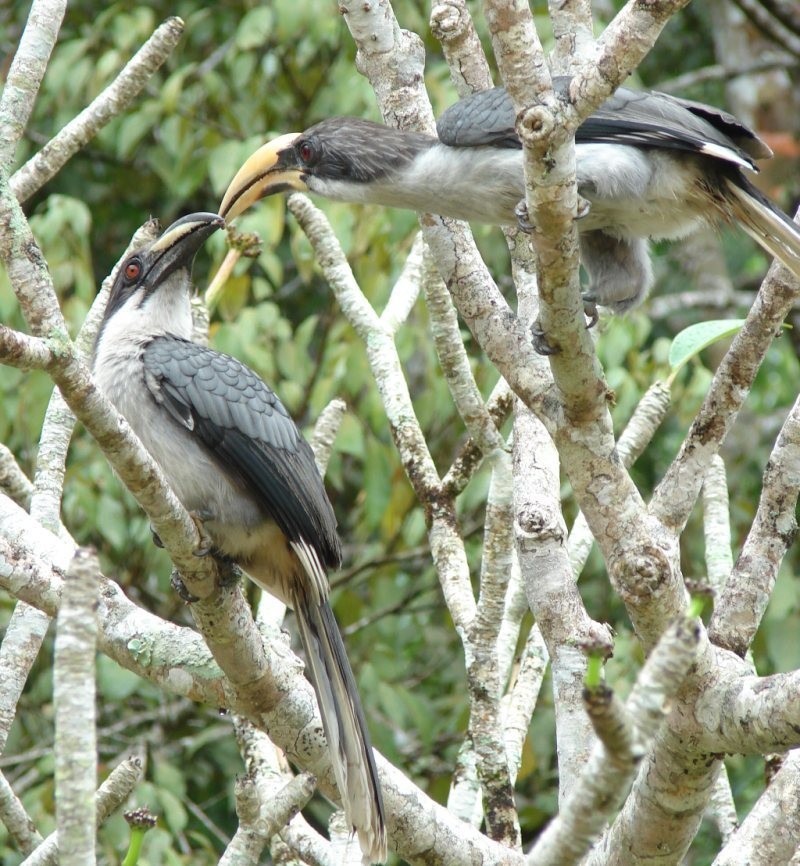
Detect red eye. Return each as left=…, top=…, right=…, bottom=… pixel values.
left=299, top=141, right=313, bottom=162
left=124, top=260, right=141, bottom=280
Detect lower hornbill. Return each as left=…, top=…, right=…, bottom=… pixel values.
left=220, top=83, right=800, bottom=315
left=93, top=212, right=386, bottom=863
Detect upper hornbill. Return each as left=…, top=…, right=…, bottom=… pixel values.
left=220, top=82, right=800, bottom=314
left=93, top=213, right=386, bottom=863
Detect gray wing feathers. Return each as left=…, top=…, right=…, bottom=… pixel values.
left=437, top=86, right=518, bottom=148
left=142, top=336, right=341, bottom=568
left=143, top=338, right=301, bottom=452
left=436, top=81, right=768, bottom=171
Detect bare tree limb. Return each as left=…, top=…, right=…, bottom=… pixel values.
left=219, top=772, right=316, bottom=866
left=53, top=547, right=99, bottom=866
left=441, top=379, right=513, bottom=497
left=309, top=397, right=347, bottom=477
left=0, top=0, right=67, bottom=169
left=11, top=19, right=184, bottom=203
left=651, top=242, right=800, bottom=534
left=1, top=498, right=525, bottom=866
left=703, top=456, right=734, bottom=596
left=709, top=386, right=800, bottom=655
left=380, top=233, right=424, bottom=335
left=514, top=402, right=612, bottom=801
left=466, top=451, right=520, bottom=846
left=422, top=242, right=507, bottom=458
left=430, top=0, right=494, bottom=95
left=0, top=444, right=33, bottom=510
left=568, top=381, right=672, bottom=575
left=531, top=614, right=702, bottom=866
left=0, top=770, right=43, bottom=854
left=20, top=756, right=144, bottom=866
left=712, top=749, right=800, bottom=865
left=728, top=0, right=800, bottom=57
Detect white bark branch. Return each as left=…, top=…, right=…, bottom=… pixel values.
left=567, top=381, right=672, bottom=575
left=0, top=770, right=43, bottom=854
left=0, top=443, right=33, bottom=510
left=652, top=231, right=800, bottom=534
left=430, top=0, right=493, bottom=95
left=422, top=243, right=507, bottom=458
left=531, top=615, right=702, bottom=866
left=0, top=500, right=524, bottom=865
left=0, top=0, right=67, bottom=169
left=709, top=384, right=800, bottom=654
left=20, top=756, right=143, bottom=866
left=514, top=402, right=612, bottom=801
left=380, top=233, right=424, bottom=334
left=10, top=18, right=184, bottom=203
left=703, top=455, right=734, bottom=595
left=53, top=548, right=98, bottom=866
left=712, top=750, right=800, bottom=866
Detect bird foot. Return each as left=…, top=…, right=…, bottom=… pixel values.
left=530, top=319, right=559, bottom=355
left=531, top=297, right=598, bottom=353
left=170, top=569, right=200, bottom=603
left=150, top=524, right=164, bottom=549
left=189, top=509, right=215, bottom=557
left=514, top=200, right=535, bottom=234
left=576, top=196, right=591, bottom=220
left=216, top=556, right=242, bottom=587
left=582, top=296, right=600, bottom=329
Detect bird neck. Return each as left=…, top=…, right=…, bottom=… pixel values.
left=309, top=143, right=523, bottom=225
left=95, top=276, right=193, bottom=365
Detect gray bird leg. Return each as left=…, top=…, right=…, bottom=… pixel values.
left=579, top=230, right=653, bottom=314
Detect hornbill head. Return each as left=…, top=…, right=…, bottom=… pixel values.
left=219, top=116, right=436, bottom=220
left=100, top=212, right=224, bottom=334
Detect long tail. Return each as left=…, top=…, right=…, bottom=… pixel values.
left=292, top=588, right=387, bottom=863
left=724, top=177, right=800, bottom=281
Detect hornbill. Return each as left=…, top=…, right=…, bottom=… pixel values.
left=220, top=82, right=800, bottom=314
left=93, top=213, right=386, bottom=864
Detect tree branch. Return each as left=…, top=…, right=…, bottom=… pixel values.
left=651, top=243, right=800, bottom=534
left=712, top=750, right=800, bottom=865
left=10, top=18, right=184, bottom=203
left=0, top=0, right=66, bottom=169
left=53, top=547, right=99, bottom=865
left=710, top=387, right=800, bottom=655
left=19, top=756, right=143, bottom=866
left=531, top=614, right=702, bottom=866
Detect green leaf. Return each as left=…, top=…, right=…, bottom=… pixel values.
left=668, top=319, right=746, bottom=371
left=97, top=656, right=142, bottom=701
left=115, top=106, right=160, bottom=159
left=235, top=7, right=274, bottom=50
left=155, top=788, right=187, bottom=834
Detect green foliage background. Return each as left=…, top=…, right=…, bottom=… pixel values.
left=1, top=1, right=799, bottom=863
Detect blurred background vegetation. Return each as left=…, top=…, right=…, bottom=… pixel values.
left=1, top=0, right=799, bottom=863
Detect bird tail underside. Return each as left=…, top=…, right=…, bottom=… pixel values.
left=724, top=178, right=800, bottom=281
left=292, top=590, right=387, bottom=864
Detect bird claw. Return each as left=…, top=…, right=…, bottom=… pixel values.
left=150, top=525, right=164, bottom=549
left=189, top=509, right=215, bottom=557
left=514, top=200, right=535, bottom=234
left=530, top=319, right=559, bottom=355
left=576, top=197, right=591, bottom=220
left=582, top=296, right=600, bottom=329
left=216, top=558, right=242, bottom=587
left=170, top=569, right=200, bottom=603
left=531, top=297, right=598, bottom=352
